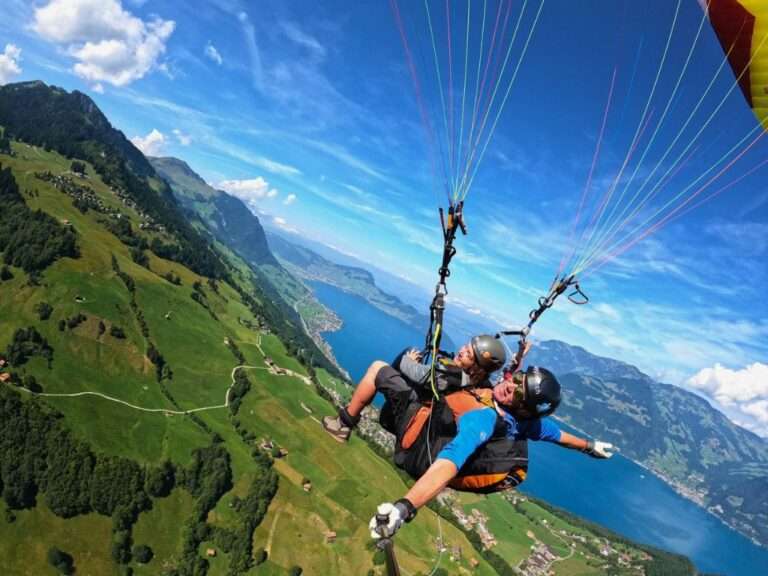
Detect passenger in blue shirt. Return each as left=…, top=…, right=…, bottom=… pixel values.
left=322, top=336, right=616, bottom=540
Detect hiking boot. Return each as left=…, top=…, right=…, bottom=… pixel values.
left=322, top=415, right=351, bottom=443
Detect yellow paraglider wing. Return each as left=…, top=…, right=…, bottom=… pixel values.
left=705, top=0, right=768, bottom=129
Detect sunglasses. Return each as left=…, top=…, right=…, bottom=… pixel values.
left=510, top=372, right=527, bottom=404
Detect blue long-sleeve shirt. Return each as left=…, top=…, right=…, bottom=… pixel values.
left=437, top=407, right=562, bottom=469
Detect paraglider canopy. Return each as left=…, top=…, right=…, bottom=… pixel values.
left=701, top=0, right=768, bottom=129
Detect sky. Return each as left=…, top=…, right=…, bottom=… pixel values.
left=1, top=0, right=767, bottom=436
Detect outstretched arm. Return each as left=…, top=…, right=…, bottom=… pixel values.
left=558, top=431, right=615, bottom=459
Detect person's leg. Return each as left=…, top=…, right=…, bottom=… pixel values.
left=323, top=360, right=388, bottom=442
left=347, top=360, right=388, bottom=418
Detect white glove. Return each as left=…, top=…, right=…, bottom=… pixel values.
left=369, top=499, right=416, bottom=540
left=583, top=440, right=616, bottom=459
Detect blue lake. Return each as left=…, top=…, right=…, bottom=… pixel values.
left=312, top=280, right=768, bottom=576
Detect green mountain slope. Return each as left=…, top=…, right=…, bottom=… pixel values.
left=0, top=80, right=335, bottom=375
left=148, top=156, right=343, bottom=369
left=0, top=136, right=491, bottom=575
left=0, top=81, right=223, bottom=279
left=150, top=156, right=275, bottom=267
left=530, top=340, right=768, bottom=546
left=0, top=85, right=697, bottom=576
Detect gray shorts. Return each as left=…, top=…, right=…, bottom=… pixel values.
left=375, top=365, right=421, bottom=437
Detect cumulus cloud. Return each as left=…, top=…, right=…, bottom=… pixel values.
left=172, top=129, right=191, bottom=146
left=32, top=0, right=175, bottom=87
left=130, top=128, right=165, bottom=156
left=686, top=363, right=768, bottom=405
left=687, top=363, right=768, bottom=436
left=283, top=193, right=296, bottom=206
left=217, top=177, right=279, bottom=203
left=204, top=42, right=223, bottom=65
left=0, top=44, right=22, bottom=85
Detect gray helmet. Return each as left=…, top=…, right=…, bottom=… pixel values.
left=470, top=334, right=506, bottom=372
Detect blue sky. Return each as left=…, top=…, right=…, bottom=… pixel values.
left=2, top=0, right=767, bottom=435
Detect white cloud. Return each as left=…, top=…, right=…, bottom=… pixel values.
left=252, top=156, right=301, bottom=177
left=0, top=44, right=22, bottom=85
left=741, top=400, right=768, bottom=424
left=217, top=177, right=279, bottom=203
left=172, top=129, right=192, bottom=146
left=204, top=42, right=223, bottom=65
left=272, top=215, right=298, bottom=233
left=281, top=21, right=326, bottom=60
left=32, top=0, right=175, bottom=87
left=686, top=363, right=768, bottom=436
left=283, top=193, right=297, bottom=205
left=686, top=363, right=768, bottom=405
left=130, top=128, right=165, bottom=156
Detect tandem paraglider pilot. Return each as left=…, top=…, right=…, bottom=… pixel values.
left=322, top=334, right=616, bottom=540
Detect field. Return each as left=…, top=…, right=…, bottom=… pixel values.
left=0, top=500, right=115, bottom=576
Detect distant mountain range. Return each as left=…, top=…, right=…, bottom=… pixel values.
left=266, top=230, right=430, bottom=330
left=149, top=156, right=277, bottom=266
left=528, top=340, right=768, bottom=547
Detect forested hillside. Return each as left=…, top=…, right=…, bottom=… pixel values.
left=148, top=156, right=343, bottom=359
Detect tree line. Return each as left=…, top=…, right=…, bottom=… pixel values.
left=0, top=165, right=79, bottom=273
left=0, top=384, right=274, bottom=574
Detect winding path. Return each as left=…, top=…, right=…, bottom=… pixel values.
left=6, top=364, right=269, bottom=415
left=1, top=332, right=316, bottom=415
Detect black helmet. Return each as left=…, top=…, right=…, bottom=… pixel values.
left=470, top=334, right=506, bottom=372
left=522, top=366, right=561, bottom=418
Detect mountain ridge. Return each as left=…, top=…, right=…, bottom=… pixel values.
left=147, top=155, right=347, bottom=374
left=529, top=339, right=768, bottom=546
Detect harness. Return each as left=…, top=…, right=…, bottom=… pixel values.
left=389, top=385, right=528, bottom=494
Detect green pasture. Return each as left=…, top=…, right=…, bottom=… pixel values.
left=132, top=488, right=195, bottom=575
left=315, top=367, right=353, bottom=403
left=259, top=334, right=308, bottom=376
left=0, top=500, right=115, bottom=576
